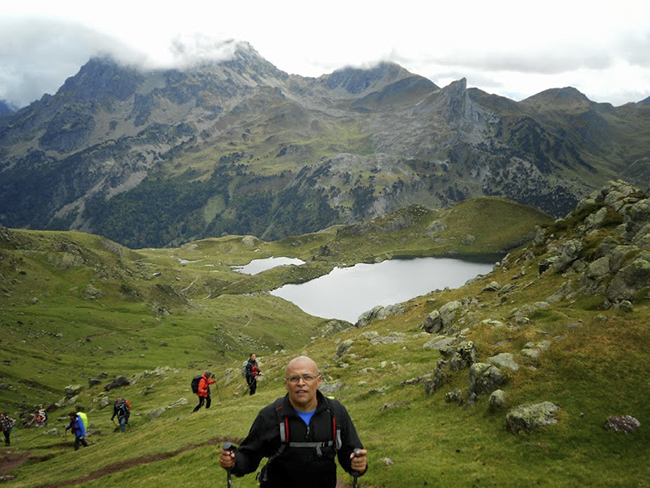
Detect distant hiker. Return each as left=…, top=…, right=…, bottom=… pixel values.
left=32, top=408, right=47, bottom=427
left=192, top=370, right=215, bottom=413
left=245, top=353, right=263, bottom=396
left=219, top=355, right=367, bottom=487
left=65, top=411, right=88, bottom=450
left=0, top=413, right=15, bottom=446
left=111, top=397, right=131, bottom=433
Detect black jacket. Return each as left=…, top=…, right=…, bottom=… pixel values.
left=112, top=400, right=130, bottom=421
left=245, top=359, right=259, bottom=379
left=233, top=391, right=365, bottom=488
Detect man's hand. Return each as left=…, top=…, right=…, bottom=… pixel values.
left=220, top=447, right=236, bottom=470
left=350, top=448, right=368, bottom=473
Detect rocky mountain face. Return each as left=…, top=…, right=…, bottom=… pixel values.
left=1, top=42, right=649, bottom=248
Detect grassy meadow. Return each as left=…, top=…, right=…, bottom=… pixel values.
left=1, top=197, right=648, bottom=487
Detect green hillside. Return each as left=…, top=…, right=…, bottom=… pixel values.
left=1, top=188, right=648, bottom=487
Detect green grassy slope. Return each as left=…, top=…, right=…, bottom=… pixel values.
left=2, top=193, right=648, bottom=487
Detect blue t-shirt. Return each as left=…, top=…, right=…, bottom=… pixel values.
left=297, top=409, right=316, bottom=426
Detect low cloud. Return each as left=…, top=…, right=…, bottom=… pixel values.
left=0, top=19, right=132, bottom=107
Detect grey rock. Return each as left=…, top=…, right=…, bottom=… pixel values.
left=104, top=375, right=130, bottom=391
left=445, top=389, right=463, bottom=404
left=423, top=336, right=457, bottom=350
left=450, top=341, right=476, bottom=371
left=422, top=310, right=442, bottom=334
left=604, top=415, right=641, bottom=434
left=489, top=389, right=507, bottom=411
left=483, top=281, right=502, bottom=292
left=607, top=256, right=650, bottom=302
left=336, top=339, right=354, bottom=357
left=440, top=301, right=461, bottom=328
left=506, top=402, right=560, bottom=434
left=487, top=353, right=520, bottom=371
left=64, top=384, right=83, bottom=398
left=468, top=363, right=506, bottom=397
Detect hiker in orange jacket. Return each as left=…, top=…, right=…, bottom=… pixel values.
left=192, top=370, right=216, bottom=413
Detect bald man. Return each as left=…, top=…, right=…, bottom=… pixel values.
left=220, top=356, right=368, bottom=487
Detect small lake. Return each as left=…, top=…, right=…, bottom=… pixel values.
left=233, top=257, right=306, bottom=275
left=269, top=256, right=499, bottom=323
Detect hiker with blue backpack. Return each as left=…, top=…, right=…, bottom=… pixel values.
left=219, top=355, right=367, bottom=488
left=65, top=411, right=88, bottom=451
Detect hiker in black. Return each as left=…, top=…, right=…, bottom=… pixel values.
left=111, top=396, right=130, bottom=433
left=0, top=413, right=14, bottom=446
left=245, top=353, right=262, bottom=395
left=220, top=356, right=367, bottom=488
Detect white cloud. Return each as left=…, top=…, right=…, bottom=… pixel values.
left=1, top=0, right=649, bottom=107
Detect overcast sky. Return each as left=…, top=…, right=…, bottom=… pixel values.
left=1, top=0, right=649, bottom=109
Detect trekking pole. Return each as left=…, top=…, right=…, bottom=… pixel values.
left=352, top=448, right=362, bottom=488
left=214, top=378, right=222, bottom=401
left=11, top=427, right=18, bottom=445
left=223, top=442, right=235, bottom=488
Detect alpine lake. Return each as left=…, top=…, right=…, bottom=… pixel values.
left=234, top=255, right=501, bottom=323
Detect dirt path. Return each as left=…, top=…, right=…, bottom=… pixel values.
left=3, top=440, right=357, bottom=487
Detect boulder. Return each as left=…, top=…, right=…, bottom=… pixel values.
left=445, top=389, right=463, bottom=404
left=551, top=239, right=582, bottom=273
left=607, top=255, right=650, bottom=302
left=468, top=363, right=507, bottom=397
left=604, top=415, right=641, bottom=434
left=487, top=353, right=520, bottom=371
left=424, top=359, right=450, bottom=395
left=422, top=310, right=442, bottom=334
left=439, top=301, right=461, bottom=328
left=506, top=402, right=560, bottom=434
left=356, top=306, right=384, bottom=327
left=450, top=341, right=476, bottom=371
left=579, top=256, right=611, bottom=294
left=64, top=384, right=83, bottom=398
left=104, top=375, right=130, bottom=391
left=336, top=339, right=354, bottom=357
left=423, top=336, right=456, bottom=351
left=483, top=281, right=501, bottom=292
left=489, top=389, right=507, bottom=411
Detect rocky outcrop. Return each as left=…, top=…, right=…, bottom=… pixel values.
left=532, top=180, right=650, bottom=308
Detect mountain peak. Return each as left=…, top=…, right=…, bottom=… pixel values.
left=324, top=61, right=414, bottom=95
left=521, top=86, right=592, bottom=109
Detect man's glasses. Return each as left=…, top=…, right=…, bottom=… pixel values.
left=285, top=374, right=320, bottom=384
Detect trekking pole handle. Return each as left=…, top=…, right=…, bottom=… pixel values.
left=223, top=442, right=236, bottom=488
left=352, top=448, right=362, bottom=488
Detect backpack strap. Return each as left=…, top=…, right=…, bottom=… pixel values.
left=258, top=396, right=342, bottom=483
left=276, top=396, right=342, bottom=453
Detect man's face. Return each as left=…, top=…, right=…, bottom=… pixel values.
left=284, top=357, right=321, bottom=411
